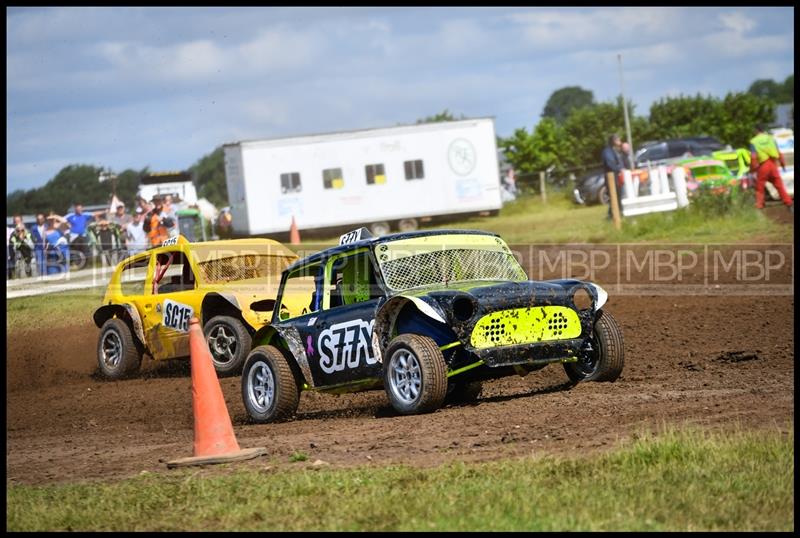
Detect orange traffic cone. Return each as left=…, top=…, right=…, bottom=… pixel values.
left=166, top=318, right=265, bottom=468
left=289, top=215, right=301, bottom=245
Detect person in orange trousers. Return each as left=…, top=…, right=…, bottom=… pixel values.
left=749, top=124, right=793, bottom=212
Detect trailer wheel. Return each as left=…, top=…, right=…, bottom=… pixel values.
left=369, top=221, right=391, bottom=236
left=398, top=218, right=419, bottom=233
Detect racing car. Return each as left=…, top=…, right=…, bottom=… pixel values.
left=240, top=228, right=623, bottom=422
left=93, top=235, right=303, bottom=379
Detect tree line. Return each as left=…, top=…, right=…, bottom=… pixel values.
left=6, top=75, right=793, bottom=216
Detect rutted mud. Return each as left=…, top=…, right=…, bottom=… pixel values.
left=6, top=290, right=793, bottom=486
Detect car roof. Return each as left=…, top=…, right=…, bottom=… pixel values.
left=141, top=236, right=298, bottom=262
left=284, top=229, right=500, bottom=273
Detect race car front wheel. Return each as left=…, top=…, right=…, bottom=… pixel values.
left=383, top=334, right=448, bottom=415
left=564, top=309, right=624, bottom=383
left=204, top=315, right=252, bottom=376
left=96, top=318, right=143, bottom=380
left=241, top=345, right=299, bottom=423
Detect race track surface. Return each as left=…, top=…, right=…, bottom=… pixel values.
left=7, top=291, right=793, bottom=486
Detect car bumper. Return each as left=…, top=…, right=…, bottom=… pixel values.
left=471, top=337, right=586, bottom=368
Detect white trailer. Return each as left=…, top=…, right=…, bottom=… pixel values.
left=223, top=118, right=502, bottom=237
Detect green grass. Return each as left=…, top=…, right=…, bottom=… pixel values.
left=7, top=427, right=793, bottom=531
left=304, top=192, right=791, bottom=245
left=7, top=289, right=102, bottom=330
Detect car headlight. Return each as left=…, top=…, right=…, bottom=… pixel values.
left=587, top=283, right=608, bottom=310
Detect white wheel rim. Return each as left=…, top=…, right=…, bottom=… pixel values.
left=388, top=349, right=422, bottom=404
left=101, top=329, right=122, bottom=369
left=247, top=360, right=274, bottom=413
left=207, top=324, right=237, bottom=365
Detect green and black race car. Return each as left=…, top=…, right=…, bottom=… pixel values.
left=241, top=228, right=624, bottom=422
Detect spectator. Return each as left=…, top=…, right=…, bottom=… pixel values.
left=601, top=133, right=625, bottom=220
left=10, top=223, right=35, bottom=278
left=136, top=196, right=152, bottom=215
left=161, top=195, right=179, bottom=238
left=44, top=215, right=70, bottom=274
left=110, top=204, right=132, bottom=249
left=217, top=207, right=233, bottom=239
left=749, top=124, right=793, bottom=212
left=64, top=203, right=104, bottom=267
left=126, top=208, right=148, bottom=254
left=144, top=196, right=170, bottom=247
left=89, top=218, right=121, bottom=266
left=6, top=223, right=14, bottom=279
left=620, top=142, right=634, bottom=170
left=30, top=213, right=48, bottom=277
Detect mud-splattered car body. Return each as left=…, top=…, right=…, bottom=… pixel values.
left=242, top=228, right=623, bottom=421
left=93, top=235, right=302, bottom=379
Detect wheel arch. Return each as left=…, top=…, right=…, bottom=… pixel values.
left=201, top=292, right=252, bottom=333
left=93, top=303, right=146, bottom=348
left=251, top=324, right=313, bottom=389
left=373, top=296, right=457, bottom=358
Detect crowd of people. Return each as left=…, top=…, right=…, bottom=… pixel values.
left=6, top=194, right=181, bottom=279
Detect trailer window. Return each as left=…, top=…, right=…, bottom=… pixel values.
left=404, top=160, right=425, bottom=181
left=365, top=164, right=386, bottom=185
left=280, top=172, right=302, bottom=194
left=323, top=168, right=344, bottom=190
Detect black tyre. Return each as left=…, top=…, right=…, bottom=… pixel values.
left=241, top=345, right=300, bottom=423
left=445, top=380, right=483, bottom=405
left=598, top=184, right=610, bottom=206
left=383, top=334, right=448, bottom=415
left=96, top=318, right=143, bottom=380
left=564, top=310, right=624, bottom=383
left=203, top=315, right=252, bottom=376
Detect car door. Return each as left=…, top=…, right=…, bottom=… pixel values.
left=302, top=248, right=386, bottom=388
left=144, top=247, right=204, bottom=360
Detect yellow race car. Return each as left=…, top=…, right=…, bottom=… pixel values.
left=93, top=235, right=306, bottom=379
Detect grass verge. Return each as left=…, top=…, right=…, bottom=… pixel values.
left=7, top=427, right=793, bottom=531
left=6, top=288, right=102, bottom=330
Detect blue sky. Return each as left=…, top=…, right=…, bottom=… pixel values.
left=6, top=6, right=794, bottom=194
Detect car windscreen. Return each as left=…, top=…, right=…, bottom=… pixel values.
left=375, top=234, right=527, bottom=292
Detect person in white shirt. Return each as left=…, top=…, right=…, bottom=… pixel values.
left=126, top=208, right=148, bottom=254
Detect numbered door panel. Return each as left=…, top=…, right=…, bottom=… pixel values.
left=144, top=249, right=203, bottom=360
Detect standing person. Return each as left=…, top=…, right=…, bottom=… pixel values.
left=110, top=204, right=132, bottom=251
left=10, top=223, right=35, bottom=278
left=749, top=124, right=793, bottom=212
left=601, top=133, right=625, bottom=219
left=620, top=142, right=634, bottom=170
left=44, top=214, right=70, bottom=274
left=30, top=213, right=48, bottom=276
left=126, top=207, right=148, bottom=254
left=144, top=196, right=169, bottom=247
left=161, top=195, right=179, bottom=238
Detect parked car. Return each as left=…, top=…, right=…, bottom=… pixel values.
left=93, top=235, right=302, bottom=379
left=574, top=136, right=728, bottom=206
left=240, top=227, right=624, bottom=423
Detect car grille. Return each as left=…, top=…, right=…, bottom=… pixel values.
left=470, top=306, right=582, bottom=349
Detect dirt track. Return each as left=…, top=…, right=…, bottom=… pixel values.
left=7, top=287, right=793, bottom=485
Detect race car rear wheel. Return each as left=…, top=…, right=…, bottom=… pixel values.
left=241, top=345, right=300, bottom=423
left=564, top=309, right=624, bottom=383
left=96, top=318, right=143, bottom=380
left=204, top=315, right=251, bottom=376
left=383, top=334, right=448, bottom=415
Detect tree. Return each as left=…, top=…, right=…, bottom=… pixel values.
left=190, top=146, right=228, bottom=207
left=542, top=86, right=595, bottom=124
left=416, top=109, right=465, bottom=124
left=648, top=93, right=723, bottom=140
left=748, top=78, right=782, bottom=101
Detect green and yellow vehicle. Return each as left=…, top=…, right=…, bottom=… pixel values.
left=240, top=228, right=624, bottom=423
